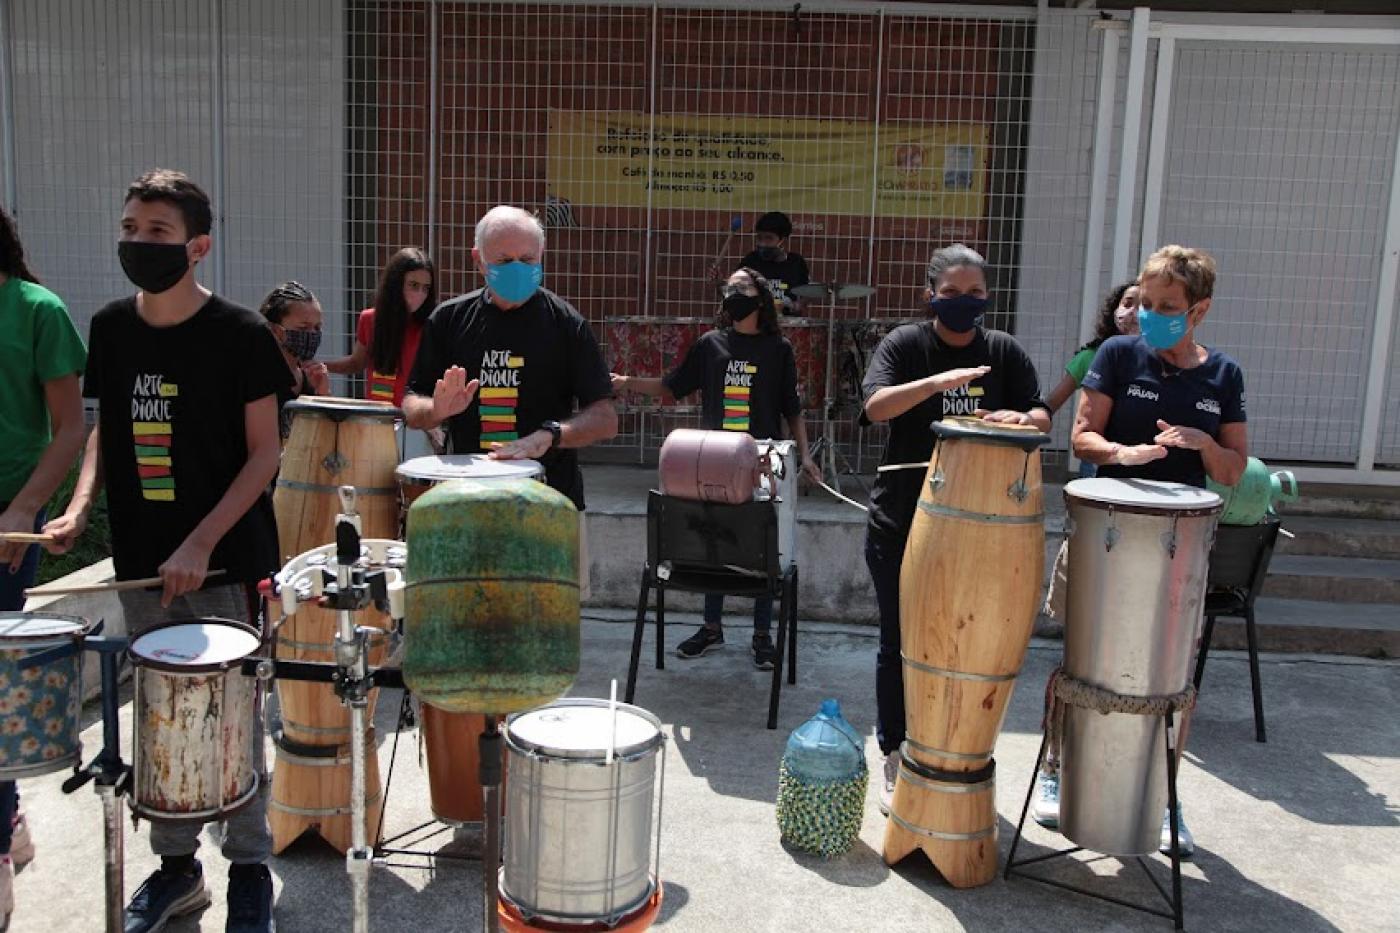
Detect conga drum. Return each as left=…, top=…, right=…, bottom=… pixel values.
left=395, top=455, right=544, bottom=824
left=883, top=416, right=1049, bottom=887
left=1059, top=479, right=1221, bottom=855
left=270, top=396, right=400, bottom=853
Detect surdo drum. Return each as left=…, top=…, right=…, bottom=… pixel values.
left=128, top=619, right=262, bottom=822
left=0, top=613, right=94, bottom=779
left=500, top=699, right=665, bottom=929
left=1059, top=478, right=1221, bottom=855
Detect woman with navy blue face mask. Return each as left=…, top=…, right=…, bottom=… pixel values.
left=860, top=243, right=1051, bottom=815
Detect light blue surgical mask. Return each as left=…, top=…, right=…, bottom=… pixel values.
left=486, top=260, right=542, bottom=304
left=1137, top=304, right=1195, bottom=350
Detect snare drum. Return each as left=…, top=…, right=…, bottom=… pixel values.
left=0, top=613, right=92, bottom=780
left=502, top=699, right=664, bottom=926
left=130, top=619, right=262, bottom=822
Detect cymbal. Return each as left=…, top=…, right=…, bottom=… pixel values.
left=790, top=282, right=876, bottom=301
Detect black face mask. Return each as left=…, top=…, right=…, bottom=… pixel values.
left=723, top=293, right=761, bottom=323
left=118, top=240, right=190, bottom=294
left=755, top=245, right=782, bottom=262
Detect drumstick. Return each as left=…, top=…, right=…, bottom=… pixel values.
left=24, top=569, right=227, bottom=598
left=876, top=461, right=931, bottom=473
left=0, top=532, right=55, bottom=544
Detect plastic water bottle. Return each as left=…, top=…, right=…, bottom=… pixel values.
left=784, top=698, right=864, bottom=783
left=777, top=699, right=868, bottom=857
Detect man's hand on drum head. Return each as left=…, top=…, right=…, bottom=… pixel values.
left=976, top=408, right=1031, bottom=426
left=488, top=430, right=552, bottom=461
left=432, top=366, right=479, bottom=422
left=158, top=538, right=213, bottom=608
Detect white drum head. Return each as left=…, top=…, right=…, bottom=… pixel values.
left=130, top=621, right=260, bottom=669
left=508, top=700, right=662, bottom=760
left=0, top=613, right=87, bottom=641
left=1066, top=477, right=1221, bottom=512
left=397, top=454, right=543, bottom=484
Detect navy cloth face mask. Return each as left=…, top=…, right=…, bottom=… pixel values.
left=929, top=293, right=990, bottom=333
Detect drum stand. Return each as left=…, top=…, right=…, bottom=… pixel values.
left=807, top=288, right=867, bottom=498
left=480, top=716, right=503, bottom=933
left=1004, top=710, right=1187, bottom=931
left=61, top=630, right=130, bottom=933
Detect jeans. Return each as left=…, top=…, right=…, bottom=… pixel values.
left=702, top=594, right=772, bottom=635
left=118, top=584, right=272, bottom=865
left=865, top=530, right=906, bottom=756
left=0, top=502, right=45, bottom=854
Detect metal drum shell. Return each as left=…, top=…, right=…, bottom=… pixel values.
left=129, top=619, right=261, bottom=823
left=1059, top=479, right=1221, bottom=856
left=501, top=699, right=662, bottom=925
left=404, top=478, right=580, bottom=715
left=0, top=613, right=92, bottom=780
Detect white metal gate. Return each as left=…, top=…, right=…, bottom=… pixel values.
left=1083, top=11, right=1400, bottom=484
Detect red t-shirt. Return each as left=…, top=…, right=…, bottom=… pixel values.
left=355, top=307, right=424, bottom=406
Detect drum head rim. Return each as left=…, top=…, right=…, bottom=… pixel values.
left=128, top=618, right=262, bottom=672
left=0, top=612, right=92, bottom=643
left=1065, top=477, right=1223, bottom=515
left=506, top=699, right=663, bottom=760
left=284, top=396, right=404, bottom=421
left=931, top=416, right=1050, bottom=451
left=396, top=454, right=544, bottom=484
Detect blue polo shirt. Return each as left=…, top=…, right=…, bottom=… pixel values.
left=1082, top=335, right=1246, bottom=488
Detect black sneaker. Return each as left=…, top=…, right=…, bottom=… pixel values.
left=226, top=863, right=276, bottom=933
left=752, top=633, right=777, bottom=670
left=676, top=626, right=724, bottom=658
left=124, top=861, right=211, bottom=933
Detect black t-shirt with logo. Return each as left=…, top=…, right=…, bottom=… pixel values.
left=407, top=287, right=613, bottom=510
left=662, top=328, right=800, bottom=439
left=1082, top=335, right=1246, bottom=488
left=83, top=295, right=285, bottom=584
left=862, top=323, right=1046, bottom=545
left=738, top=251, right=810, bottom=313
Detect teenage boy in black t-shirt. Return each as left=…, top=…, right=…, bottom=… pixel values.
left=861, top=243, right=1049, bottom=816
left=611, top=268, right=821, bottom=668
left=737, top=211, right=811, bottom=315
left=403, top=206, right=617, bottom=595
left=45, top=169, right=282, bottom=933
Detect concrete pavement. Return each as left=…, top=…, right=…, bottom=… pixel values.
left=10, top=614, right=1399, bottom=932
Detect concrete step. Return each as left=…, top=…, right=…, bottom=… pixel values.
left=1206, top=597, right=1400, bottom=658
left=1274, top=515, right=1400, bottom=560
left=1277, top=487, right=1400, bottom=522
left=1263, top=555, right=1400, bottom=604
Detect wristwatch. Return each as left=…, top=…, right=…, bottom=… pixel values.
left=541, top=420, right=563, bottom=449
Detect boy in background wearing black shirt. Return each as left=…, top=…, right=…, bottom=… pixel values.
left=45, top=169, right=283, bottom=933
left=611, top=268, right=821, bottom=668
left=861, top=243, right=1050, bottom=815
left=737, top=211, right=811, bottom=315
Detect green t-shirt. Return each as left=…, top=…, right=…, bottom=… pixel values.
left=0, top=276, right=87, bottom=501
left=1065, top=346, right=1097, bottom=386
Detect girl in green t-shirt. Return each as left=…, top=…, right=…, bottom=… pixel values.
left=1045, top=281, right=1140, bottom=418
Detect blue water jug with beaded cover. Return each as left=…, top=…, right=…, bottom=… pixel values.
left=777, top=699, right=867, bottom=856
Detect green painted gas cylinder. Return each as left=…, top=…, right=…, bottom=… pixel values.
left=1206, top=457, right=1298, bottom=525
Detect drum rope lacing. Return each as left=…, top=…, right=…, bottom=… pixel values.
left=1042, top=666, right=1196, bottom=776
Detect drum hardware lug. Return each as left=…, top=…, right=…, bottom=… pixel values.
left=255, top=659, right=275, bottom=682
left=1160, top=531, right=1178, bottom=558
left=928, top=470, right=946, bottom=494
left=1104, top=526, right=1120, bottom=551
left=1007, top=479, right=1029, bottom=503
left=1061, top=515, right=1076, bottom=537
left=322, top=450, right=349, bottom=475
left=656, top=561, right=673, bottom=582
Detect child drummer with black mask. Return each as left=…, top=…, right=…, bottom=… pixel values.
left=737, top=212, right=811, bottom=315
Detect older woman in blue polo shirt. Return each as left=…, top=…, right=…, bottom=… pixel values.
left=1034, top=245, right=1248, bottom=856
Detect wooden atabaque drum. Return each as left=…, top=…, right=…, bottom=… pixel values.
left=883, top=416, right=1048, bottom=888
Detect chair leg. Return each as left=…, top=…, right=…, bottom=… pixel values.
left=1245, top=607, right=1266, bottom=743
left=655, top=585, right=667, bottom=671
left=787, top=568, right=798, bottom=686
left=1192, top=614, right=1218, bottom=692
left=626, top=566, right=650, bottom=704
left=767, top=583, right=788, bottom=731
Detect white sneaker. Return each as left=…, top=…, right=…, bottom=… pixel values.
left=1159, top=805, right=1195, bottom=859
left=8, top=814, right=32, bottom=869
left=877, top=750, right=899, bottom=816
left=1031, top=770, right=1060, bottom=829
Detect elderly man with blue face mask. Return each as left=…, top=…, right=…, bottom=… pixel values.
left=403, top=204, right=617, bottom=535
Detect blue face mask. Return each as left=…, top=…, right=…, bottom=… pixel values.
left=929, top=293, right=990, bottom=333
left=486, top=261, right=543, bottom=304
left=1137, top=305, right=1193, bottom=350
